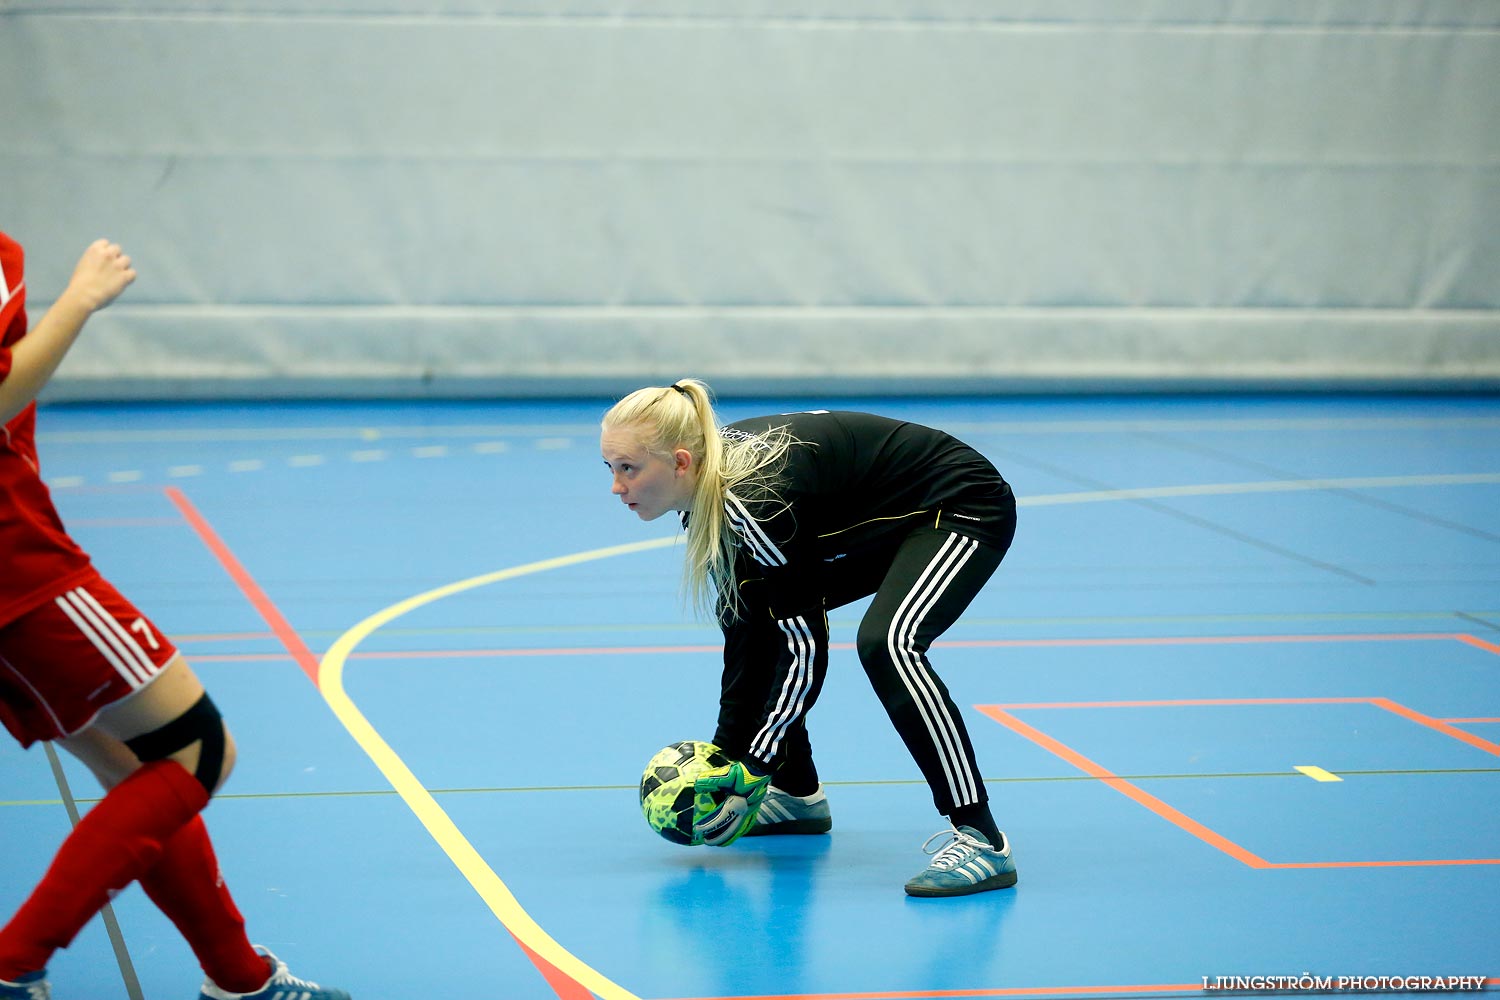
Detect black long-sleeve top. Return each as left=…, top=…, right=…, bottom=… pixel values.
left=716, top=410, right=1014, bottom=768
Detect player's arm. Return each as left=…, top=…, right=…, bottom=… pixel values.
left=0, top=239, right=135, bottom=425
left=694, top=589, right=828, bottom=846
left=695, top=501, right=828, bottom=846
left=718, top=488, right=826, bottom=776
left=753, top=579, right=831, bottom=766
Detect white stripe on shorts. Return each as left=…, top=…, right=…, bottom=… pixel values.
left=71, top=587, right=159, bottom=678
left=53, top=587, right=155, bottom=688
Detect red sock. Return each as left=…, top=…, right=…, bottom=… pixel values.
left=0, top=760, right=208, bottom=979
left=139, top=817, right=269, bottom=992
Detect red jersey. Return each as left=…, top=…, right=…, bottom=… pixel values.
left=0, top=230, right=96, bottom=626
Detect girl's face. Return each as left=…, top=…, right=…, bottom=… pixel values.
left=601, top=425, right=696, bottom=521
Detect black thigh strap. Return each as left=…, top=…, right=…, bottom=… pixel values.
left=125, top=692, right=225, bottom=793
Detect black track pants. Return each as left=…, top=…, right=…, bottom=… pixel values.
left=715, top=524, right=1008, bottom=816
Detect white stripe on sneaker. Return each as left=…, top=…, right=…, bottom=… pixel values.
left=760, top=798, right=792, bottom=823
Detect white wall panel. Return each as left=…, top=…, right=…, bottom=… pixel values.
left=2, top=3, right=1495, bottom=396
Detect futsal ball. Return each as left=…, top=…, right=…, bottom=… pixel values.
left=639, top=740, right=731, bottom=845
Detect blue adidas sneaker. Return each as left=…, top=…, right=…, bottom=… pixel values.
left=198, top=947, right=350, bottom=1000
left=903, top=826, right=1018, bottom=897
left=0, top=969, right=48, bottom=1000
left=745, top=784, right=832, bottom=836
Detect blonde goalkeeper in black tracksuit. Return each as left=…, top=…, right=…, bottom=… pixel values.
left=600, top=379, right=1019, bottom=897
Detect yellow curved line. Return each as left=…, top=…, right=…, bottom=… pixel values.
left=317, top=535, right=678, bottom=1000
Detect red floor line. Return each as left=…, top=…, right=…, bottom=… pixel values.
left=980, top=698, right=1500, bottom=869
left=975, top=706, right=1271, bottom=869
left=164, top=487, right=323, bottom=685
left=1456, top=633, right=1500, bottom=656
left=1371, top=697, right=1500, bottom=757
left=174, top=631, right=280, bottom=643
left=185, top=653, right=294, bottom=663
left=512, top=935, right=595, bottom=1000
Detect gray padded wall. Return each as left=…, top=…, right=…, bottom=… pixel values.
left=3, top=1, right=1498, bottom=399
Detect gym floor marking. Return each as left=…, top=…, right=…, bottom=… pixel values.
left=155, top=468, right=1500, bottom=1000
left=979, top=677, right=1500, bottom=871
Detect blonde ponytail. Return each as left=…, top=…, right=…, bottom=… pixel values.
left=601, top=378, right=796, bottom=619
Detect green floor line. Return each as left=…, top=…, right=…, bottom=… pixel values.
left=6, top=766, right=1494, bottom=808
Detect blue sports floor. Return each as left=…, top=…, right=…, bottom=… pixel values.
left=2, top=393, right=1498, bottom=999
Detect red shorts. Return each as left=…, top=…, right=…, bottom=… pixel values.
left=0, top=572, right=179, bottom=747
